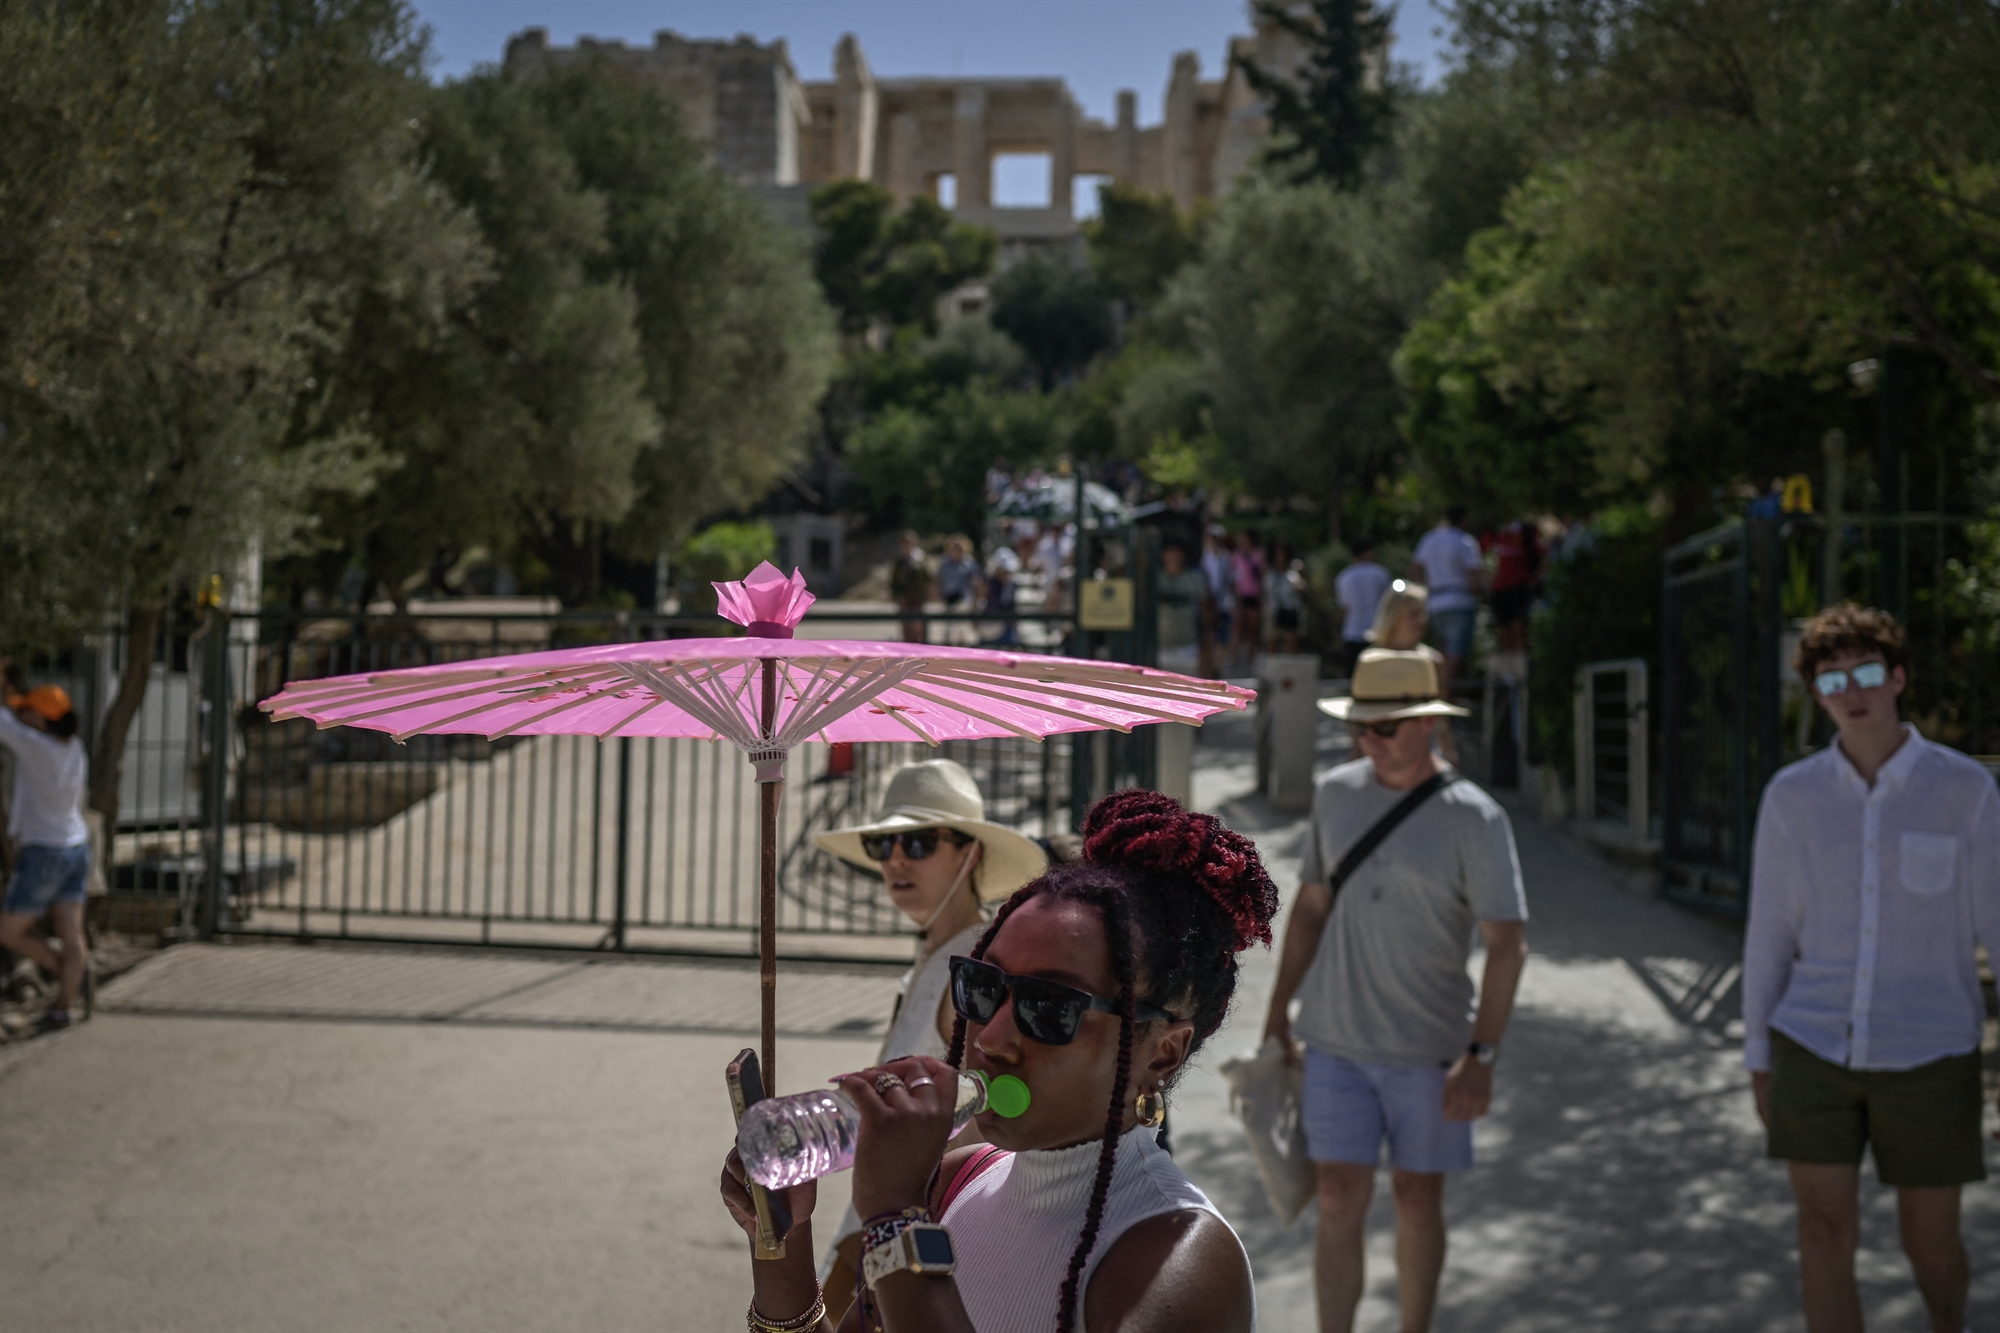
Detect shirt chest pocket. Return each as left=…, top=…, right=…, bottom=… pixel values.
left=1898, top=832, right=1958, bottom=897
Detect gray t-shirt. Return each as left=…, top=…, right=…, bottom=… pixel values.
left=1293, top=759, right=1527, bottom=1067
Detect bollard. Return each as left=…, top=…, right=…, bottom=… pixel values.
left=1258, top=654, right=1322, bottom=813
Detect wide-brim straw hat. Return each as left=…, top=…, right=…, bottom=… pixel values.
left=814, top=759, right=1048, bottom=903
left=1318, top=648, right=1471, bottom=722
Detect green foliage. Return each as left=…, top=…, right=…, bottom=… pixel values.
left=304, top=59, right=836, bottom=607
left=1528, top=507, right=1666, bottom=778
left=1084, top=183, right=1204, bottom=307
left=1237, top=0, right=1398, bottom=189
left=990, top=256, right=1115, bottom=387
left=1396, top=228, right=1594, bottom=518
left=845, top=387, right=1066, bottom=537
left=1154, top=180, right=1414, bottom=531
left=1440, top=0, right=2000, bottom=522
left=0, top=0, right=476, bottom=642
left=809, top=180, right=997, bottom=334
left=673, top=520, right=776, bottom=615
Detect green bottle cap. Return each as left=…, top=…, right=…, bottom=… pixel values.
left=986, top=1073, right=1031, bottom=1119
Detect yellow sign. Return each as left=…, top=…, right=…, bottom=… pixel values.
left=1078, top=578, right=1135, bottom=631
left=1782, top=474, right=1813, bottom=513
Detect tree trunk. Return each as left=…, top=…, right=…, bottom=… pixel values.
left=89, top=603, right=164, bottom=859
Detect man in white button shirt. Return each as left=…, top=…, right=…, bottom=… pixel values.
left=1743, top=604, right=2000, bottom=1333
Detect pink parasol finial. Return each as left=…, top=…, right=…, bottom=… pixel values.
left=714, top=562, right=816, bottom=639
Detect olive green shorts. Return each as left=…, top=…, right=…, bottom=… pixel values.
left=1767, top=1029, right=1988, bottom=1188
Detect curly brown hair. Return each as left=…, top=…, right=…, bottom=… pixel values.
left=1794, top=602, right=1908, bottom=686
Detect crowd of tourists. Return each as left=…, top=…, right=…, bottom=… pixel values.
left=719, top=596, right=1996, bottom=1333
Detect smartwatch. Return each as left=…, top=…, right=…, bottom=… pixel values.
left=862, top=1223, right=957, bottom=1288
left=1467, top=1041, right=1499, bottom=1066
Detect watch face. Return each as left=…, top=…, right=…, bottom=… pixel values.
left=910, top=1227, right=956, bottom=1267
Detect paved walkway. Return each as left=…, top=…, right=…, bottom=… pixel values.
left=0, top=714, right=1993, bottom=1330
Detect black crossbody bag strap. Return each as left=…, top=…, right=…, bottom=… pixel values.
left=1324, top=771, right=1459, bottom=899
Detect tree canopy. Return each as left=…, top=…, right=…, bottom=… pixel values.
left=1236, top=0, right=1397, bottom=189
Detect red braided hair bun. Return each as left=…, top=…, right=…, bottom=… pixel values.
left=1080, top=790, right=1279, bottom=951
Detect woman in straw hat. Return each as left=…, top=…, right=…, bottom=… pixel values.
left=812, top=758, right=1048, bottom=1312
left=1365, top=584, right=1456, bottom=761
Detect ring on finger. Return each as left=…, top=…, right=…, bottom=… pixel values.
left=906, top=1075, right=935, bottom=1090
left=874, top=1072, right=907, bottom=1095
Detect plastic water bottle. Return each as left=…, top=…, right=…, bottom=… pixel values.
left=737, top=1069, right=1030, bottom=1190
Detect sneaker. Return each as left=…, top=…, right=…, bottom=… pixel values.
left=34, top=1009, right=72, bottom=1034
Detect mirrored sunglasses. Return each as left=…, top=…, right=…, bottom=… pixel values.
left=948, top=955, right=1175, bottom=1046
left=860, top=827, right=969, bottom=862
left=1347, top=718, right=1406, bottom=739
left=1814, top=661, right=1889, bottom=697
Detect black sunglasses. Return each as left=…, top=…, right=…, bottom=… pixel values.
left=1348, top=718, right=1406, bottom=739
left=949, top=955, right=1175, bottom=1046
left=860, top=827, right=972, bottom=861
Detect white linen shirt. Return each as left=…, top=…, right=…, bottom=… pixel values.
left=1742, top=728, right=2000, bottom=1072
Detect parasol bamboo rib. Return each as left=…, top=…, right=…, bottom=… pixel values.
left=925, top=664, right=1225, bottom=701
left=871, top=697, right=945, bottom=745
left=940, top=662, right=1240, bottom=701
left=617, top=664, right=738, bottom=742
left=598, top=691, right=671, bottom=740
left=471, top=681, right=635, bottom=742
left=890, top=676, right=1137, bottom=732
left=890, top=684, right=1046, bottom=741
left=766, top=661, right=931, bottom=745
left=926, top=664, right=1230, bottom=709
left=934, top=677, right=1205, bottom=722
left=321, top=667, right=624, bottom=724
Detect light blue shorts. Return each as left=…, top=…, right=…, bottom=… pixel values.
left=1302, top=1047, right=1475, bottom=1174
left=1429, top=607, right=1477, bottom=660
left=3, top=842, right=90, bottom=916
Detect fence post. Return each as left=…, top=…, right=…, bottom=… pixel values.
left=1626, top=662, right=1649, bottom=841
left=198, top=607, right=232, bottom=938
left=613, top=735, right=631, bottom=950
left=1573, top=670, right=1594, bottom=821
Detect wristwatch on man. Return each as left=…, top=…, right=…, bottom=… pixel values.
left=1467, top=1041, right=1499, bottom=1066
left=862, top=1223, right=957, bottom=1288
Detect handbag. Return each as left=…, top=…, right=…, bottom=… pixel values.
left=1219, top=769, right=1460, bottom=1225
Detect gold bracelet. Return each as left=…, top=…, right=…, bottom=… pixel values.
left=746, top=1292, right=826, bottom=1332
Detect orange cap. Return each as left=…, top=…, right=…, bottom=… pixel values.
left=10, top=686, right=72, bottom=721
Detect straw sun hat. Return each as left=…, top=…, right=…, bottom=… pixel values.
left=1317, top=649, right=1471, bottom=723
left=814, top=759, right=1049, bottom=903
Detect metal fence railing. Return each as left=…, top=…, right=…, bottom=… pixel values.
left=1573, top=660, right=1649, bottom=838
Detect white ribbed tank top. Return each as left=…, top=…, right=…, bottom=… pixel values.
left=820, top=922, right=989, bottom=1275
left=941, top=1128, right=1254, bottom=1333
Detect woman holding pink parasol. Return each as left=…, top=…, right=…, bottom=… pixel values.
left=810, top=758, right=1048, bottom=1316
left=722, top=790, right=1272, bottom=1333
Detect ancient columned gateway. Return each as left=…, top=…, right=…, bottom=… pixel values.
left=503, top=11, right=1302, bottom=241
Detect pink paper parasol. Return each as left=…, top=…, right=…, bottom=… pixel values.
left=263, top=563, right=1253, bottom=1090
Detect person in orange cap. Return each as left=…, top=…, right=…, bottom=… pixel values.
left=0, top=657, right=91, bottom=1033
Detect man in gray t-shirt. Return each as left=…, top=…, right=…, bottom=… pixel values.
left=1264, top=648, right=1528, bottom=1333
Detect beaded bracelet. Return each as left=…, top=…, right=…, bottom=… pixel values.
left=746, top=1290, right=826, bottom=1332
left=860, top=1205, right=930, bottom=1253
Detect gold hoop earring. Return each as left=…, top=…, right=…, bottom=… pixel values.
left=1134, top=1090, right=1166, bottom=1128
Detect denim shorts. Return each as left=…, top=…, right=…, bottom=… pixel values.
left=1430, top=607, right=1477, bottom=659
left=3, top=842, right=90, bottom=916
left=1302, top=1047, right=1474, bottom=1174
